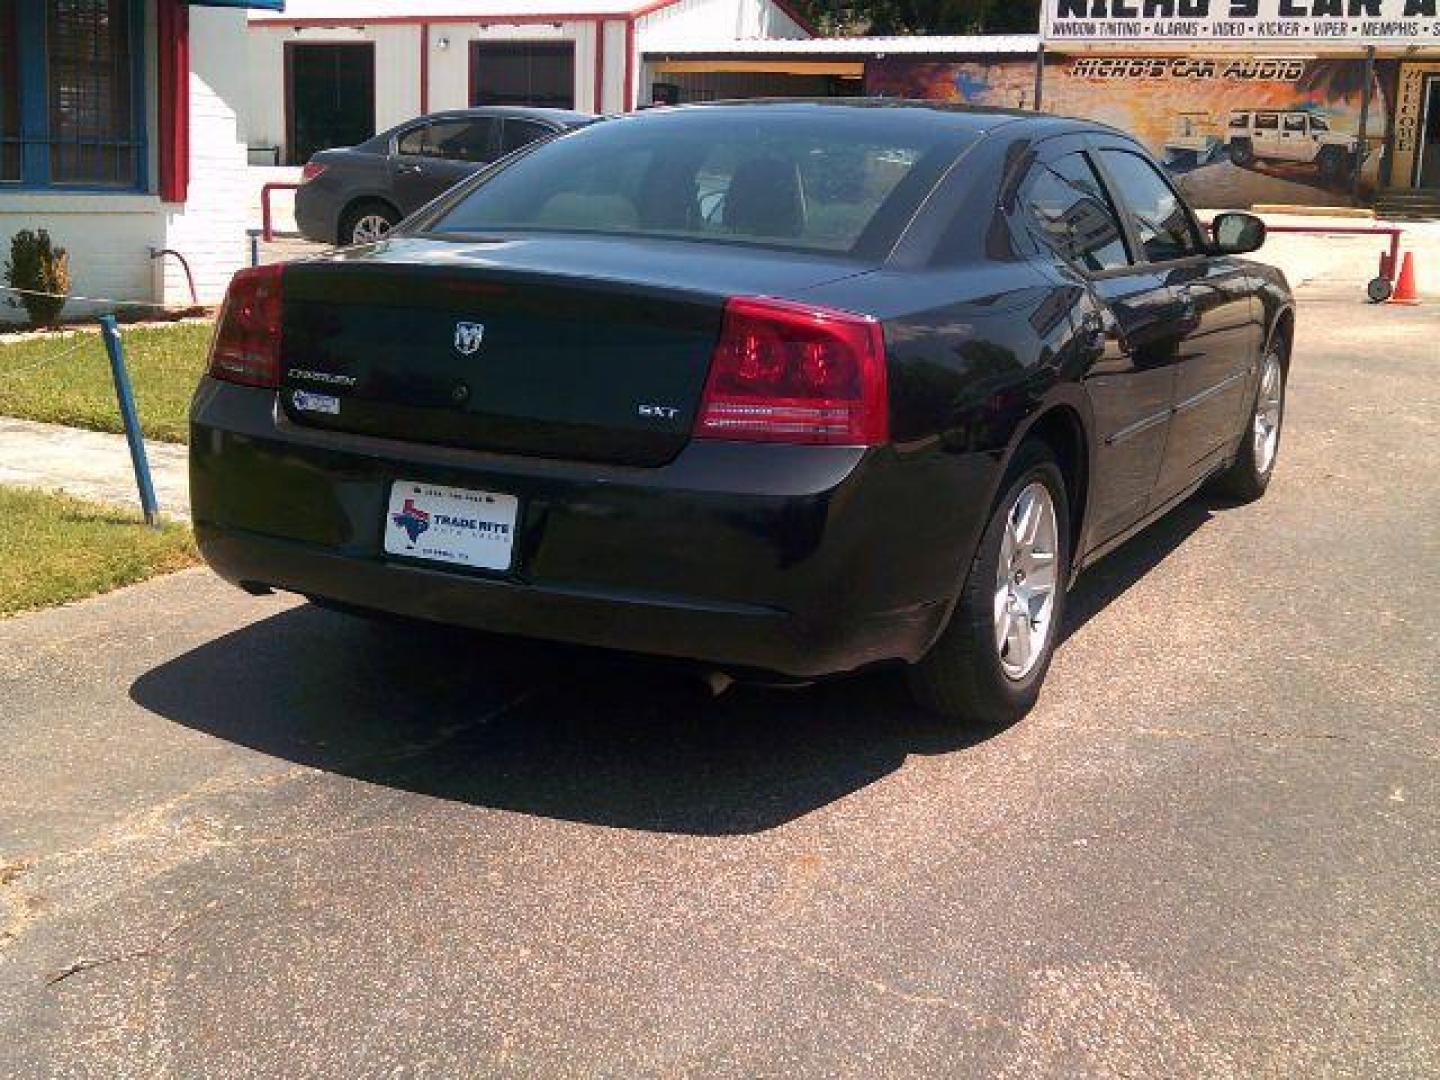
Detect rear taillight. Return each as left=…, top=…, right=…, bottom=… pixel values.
left=207, top=264, right=284, bottom=388
left=299, top=161, right=328, bottom=183
left=695, top=296, right=888, bottom=446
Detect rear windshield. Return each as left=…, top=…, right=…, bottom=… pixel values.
left=423, top=108, right=965, bottom=256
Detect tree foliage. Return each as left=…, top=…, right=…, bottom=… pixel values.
left=789, top=0, right=1040, bottom=35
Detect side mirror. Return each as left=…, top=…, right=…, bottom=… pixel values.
left=1210, top=211, right=1266, bottom=255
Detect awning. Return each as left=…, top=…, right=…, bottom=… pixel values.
left=189, top=0, right=285, bottom=9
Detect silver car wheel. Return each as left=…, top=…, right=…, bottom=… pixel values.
left=994, top=482, right=1059, bottom=681
left=1253, top=352, right=1284, bottom=475
left=351, top=214, right=392, bottom=245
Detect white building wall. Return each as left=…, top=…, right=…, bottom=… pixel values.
left=158, top=6, right=251, bottom=307
left=638, top=0, right=808, bottom=48
left=0, top=195, right=165, bottom=323
left=633, top=0, right=808, bottom=107
left=603, top=19, right=630, bottom=111
left=244, top=24, right=422, bottom=157
left=0, top=3, right=257, bottom=322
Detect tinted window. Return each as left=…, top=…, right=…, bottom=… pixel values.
left=1283, top=114, right=1306, bottom=132
left=1019, top=152, right=1130, bottom=273
left=397, top=119, right=497, bottom=162
left=1255, top=114, right=1279, bottom=131
left=500, top=118, right=553, bottom=156
left=1311, top=115, right=1329, bottom=132
left=1228, top=113, right=1248, bottom=129
left=1098, top=149, right=1199, bottom=263
left=428, top=111, right=961, bottom=255
left=396, top=124, right=428, bottom=156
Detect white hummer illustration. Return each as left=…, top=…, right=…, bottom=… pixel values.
left=1225, top=110, right=1361, bottom=187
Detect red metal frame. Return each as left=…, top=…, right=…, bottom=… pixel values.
left=1202, top=219, right=1405, bottom=291
left=623, top=18, right=636, bottom=111
left=594, top=19, right=606, bottom=112
left=1258, top=224, right=1403, bottom=284
left=420, top=21, right=430, bottom=115
left=250, top=2, right=815, bottom=33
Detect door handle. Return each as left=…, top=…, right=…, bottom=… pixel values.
left=396, top=163, right=423, bottom=175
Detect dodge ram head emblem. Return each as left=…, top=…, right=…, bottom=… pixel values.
left=454, top=322, right=485, bottom=356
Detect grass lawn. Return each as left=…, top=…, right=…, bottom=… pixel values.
left=0, top=321, right=212, bottom=444
left=0, top=487, right=197, bottom=617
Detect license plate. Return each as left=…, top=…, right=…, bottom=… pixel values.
left=383, top=481, right=518, bottom=571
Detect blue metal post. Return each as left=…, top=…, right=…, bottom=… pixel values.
left=99, top=315, right=160, bottom=526
left=248, top=229, right=260, bottom=267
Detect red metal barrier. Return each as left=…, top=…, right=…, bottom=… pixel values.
left=1202, top=219, right=1404, bottom=302
left=260, top=182, right=301, bottom=243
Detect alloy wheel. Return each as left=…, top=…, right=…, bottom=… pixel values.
left=351, top=214, right=392, bottom=244
left=994, top=482, right=1059, bottom=681
left=1253, top=353, right=1284, bottom=474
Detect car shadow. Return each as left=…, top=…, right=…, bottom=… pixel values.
left=130, top=497, right=1219, bottom=836
left=1061, top=496, right=1214, bottom=644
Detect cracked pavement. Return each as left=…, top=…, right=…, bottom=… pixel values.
left=0, top=299, right=1436, bottom=1077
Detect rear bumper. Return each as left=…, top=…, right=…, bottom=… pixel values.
left=292, top=186, right=336, bottom=244
left=190, top=379, right=989, bottom=678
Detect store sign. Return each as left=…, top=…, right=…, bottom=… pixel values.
left=1042, top=0, right=1440, bottom=44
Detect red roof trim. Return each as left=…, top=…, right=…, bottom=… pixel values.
left=257, top=11, right=634, bottom=25
left=253, top=1, right=816, bottom=35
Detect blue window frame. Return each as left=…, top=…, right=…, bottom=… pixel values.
left=0, top=0, right=148, bottom=191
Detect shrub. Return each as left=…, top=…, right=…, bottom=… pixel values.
left=4, top=229, right=71, bottom=328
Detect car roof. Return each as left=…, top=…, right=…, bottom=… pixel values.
left=374, top=107, right=594, bottom=141
left=414, top=106, right=593, bottom=125
left=630, top=97, right=1132, bottom=142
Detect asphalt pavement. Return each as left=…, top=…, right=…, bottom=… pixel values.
left=0, top=298, right=1435, bottom=1077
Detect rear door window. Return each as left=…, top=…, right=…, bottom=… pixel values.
left=1283, top=114, right=1307, bottom=132
left=500, top=119, right=554, bottom=156
left=397, top=119, right=498, bottom=162
left=1255, top=113, right=1279, bottom=131
left=1018, top=152, right=1130, bottom=273
left=426, top=119, right=499, bottom=162
left=1097, top=149, right=1200, bottom=264
left=395, top=124, right=429, bottom=157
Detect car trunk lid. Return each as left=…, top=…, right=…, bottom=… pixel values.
left=279, top=236, right=867, bottom=466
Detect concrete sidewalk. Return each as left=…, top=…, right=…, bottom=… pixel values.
left=0, top=417, right=189, bottom=519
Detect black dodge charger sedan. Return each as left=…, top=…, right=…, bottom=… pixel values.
left=192, top=101, right=1292, bottom=724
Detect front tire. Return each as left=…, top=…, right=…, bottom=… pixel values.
left=1212, top=346, right=1286, bottom=502
left=907, top=442, right=1070, bottom=727
left=1229, top=140, right=1254, bottom=167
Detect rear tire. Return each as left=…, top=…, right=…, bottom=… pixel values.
left=1212, top=345, right=1286, bottom=503
left=340, top=200, right=399, bottom=246
left=907, top=441, right=1070, bottom=727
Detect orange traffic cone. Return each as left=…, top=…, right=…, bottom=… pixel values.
left=1388, top=251, right=1421, bottom=305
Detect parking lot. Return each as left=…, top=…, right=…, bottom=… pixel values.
left=1, top=292, right=1436, bottom=1076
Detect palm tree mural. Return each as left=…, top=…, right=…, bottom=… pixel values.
left=1294, top=58, right=1391, bottom=123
